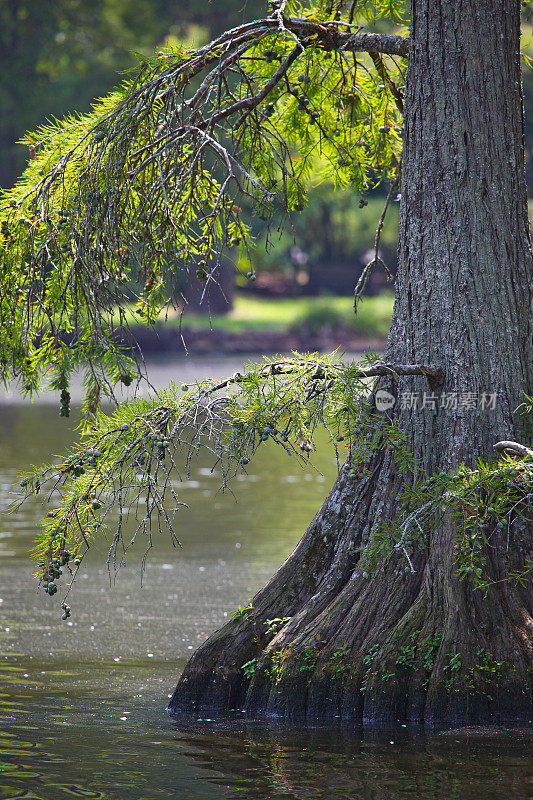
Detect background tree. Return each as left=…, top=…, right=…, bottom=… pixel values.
left=0, top=0, right=267, bottom=190
left=237, top=186, right=399, bottom=294
left=0, top=0, right=179, bottom=188
left=1, top=0, right=532, bottom=725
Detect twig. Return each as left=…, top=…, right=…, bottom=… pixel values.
left=354, top=170, right=400, bottom=308
left=493, top=441, right=533, bottom=460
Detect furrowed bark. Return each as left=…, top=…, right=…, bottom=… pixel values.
left=168, top=0, right=533, bottom=726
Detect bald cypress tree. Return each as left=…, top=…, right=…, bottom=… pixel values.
left=2, top=0, right=532, bottom=724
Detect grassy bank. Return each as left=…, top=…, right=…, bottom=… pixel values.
left=124, top=292, right=394, bottom=339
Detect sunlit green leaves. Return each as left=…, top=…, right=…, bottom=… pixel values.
left=1, top=1, right=407, bottom=415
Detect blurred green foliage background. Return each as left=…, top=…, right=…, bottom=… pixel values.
left=1, top=1, right=532, bottom=306
left=0, top=0, right=263, bottom=189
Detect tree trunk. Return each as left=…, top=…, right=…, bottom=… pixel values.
left=168, top=0, right=533, bottom=725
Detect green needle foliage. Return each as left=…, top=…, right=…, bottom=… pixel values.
left=359, top=451, right=533, bottom=590
left=0, top=0, right=405, bottom=420
left=12, top=348, right=532, bottom=613
left=15, top=351, right=414, bottom=581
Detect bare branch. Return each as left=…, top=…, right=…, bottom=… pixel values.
left=354, top=169, right=400, bottom=307
left=493, top=441, right=533, bottom=460
left=282, top=20, right=409, bottom=56
left=208, top=360, right=441, bottom=394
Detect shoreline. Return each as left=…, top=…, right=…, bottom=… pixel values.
left=124, top=324, right=386, bottom=356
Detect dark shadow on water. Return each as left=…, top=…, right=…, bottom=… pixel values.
left=169, top=718, right=533, bottom=800
left=0, top=656, right=532, bottom=800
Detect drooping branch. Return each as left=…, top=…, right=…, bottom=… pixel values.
left=22, top=351, right=533, bottom=618
left=0, top=7, right=407, bottom=407
left=14, top=353, right=435, bottom=605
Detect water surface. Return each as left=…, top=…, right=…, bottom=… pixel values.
left=0, top=356, right=531, bottom=799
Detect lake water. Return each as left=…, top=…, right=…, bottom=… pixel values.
left=0, top=355, right=531, bottom=799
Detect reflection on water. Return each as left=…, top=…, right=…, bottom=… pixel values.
left=0, top=356, right=532, bottom=799
left=1, top=663, right=532, bottom=800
